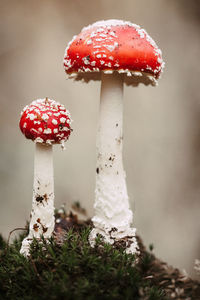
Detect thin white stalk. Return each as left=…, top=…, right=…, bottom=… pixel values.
left=89, top=72, right=139, bottom=254
left=20, top=143, right=55, bottom=256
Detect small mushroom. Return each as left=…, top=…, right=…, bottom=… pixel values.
left=64, top=20, right=164, bottom=254
left=19, top=98, right=72, bottom=256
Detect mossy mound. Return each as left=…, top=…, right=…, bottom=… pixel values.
left=0, top=210, right=199, bottom=300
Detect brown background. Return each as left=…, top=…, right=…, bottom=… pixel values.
left=0, top=0, right=200, bottom=278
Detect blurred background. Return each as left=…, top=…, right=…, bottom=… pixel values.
left=0, top=0, right=200, bottom=278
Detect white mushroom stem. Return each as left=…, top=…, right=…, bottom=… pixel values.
left=20, top=143, right=55, bottom=256
left=89, top=72, right=139, bottom=254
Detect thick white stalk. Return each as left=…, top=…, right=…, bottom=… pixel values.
left=20, top=143, right=55, bottom=256
left=89, top=72, right=139, bottom=254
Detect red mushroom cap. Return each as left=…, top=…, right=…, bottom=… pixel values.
left=64, top=20, right=164, bottom=86
left=20, top=98, right=72, bottom=145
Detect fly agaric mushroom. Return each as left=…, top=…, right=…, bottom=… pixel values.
left=19, top=98, right=72, bottom=256
left=63, top=19, right=164, bottom=254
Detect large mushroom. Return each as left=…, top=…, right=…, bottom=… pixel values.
left=20, top=98, right=72, bottom=256
left=63, top=19, right=164, bottom=253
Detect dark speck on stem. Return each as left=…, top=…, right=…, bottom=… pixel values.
left=36, top=196, right=44, bottom=203
left=33, top=224, right=39, bottom=232
left=43, top=194, right=48, bottom=201
left=43, top=227, right=48, bottom=233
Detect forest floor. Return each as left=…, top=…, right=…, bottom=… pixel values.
left=0, top=205, right=199, bottom=300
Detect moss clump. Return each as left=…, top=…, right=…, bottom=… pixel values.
left=1, top=208, right=199, bottom=300
left=0, top=227, right=166, bottom=300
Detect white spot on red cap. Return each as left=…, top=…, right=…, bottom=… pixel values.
left=82, top=57, right=90, bottom=65
left=46, top=140, right=53, bottom=145
left=99, top=33, right=107, bottom=38
left=87, top=39, right=92, bottom=45
left=60, top=117, right=66, bottom=123
left=104, top=42, right=118, bottom=52
left=105, top=62, right=112, bottom=67
left=96, top=28, right=104, bottom=33
left=42, top=114, right=49, bottom=121
left=43, top=128, right=52, bottom=134
left=52, top=119, right=58, bottom=125
left=109, top=31, right=117, bottom=37
left=27, top=114, right=36, bottom=120
left=35, top=137, right=44, bottom=143
left=63, top=127, right=69, bottom=131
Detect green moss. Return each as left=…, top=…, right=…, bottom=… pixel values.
left=0, top=228, right=167, bottom=300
